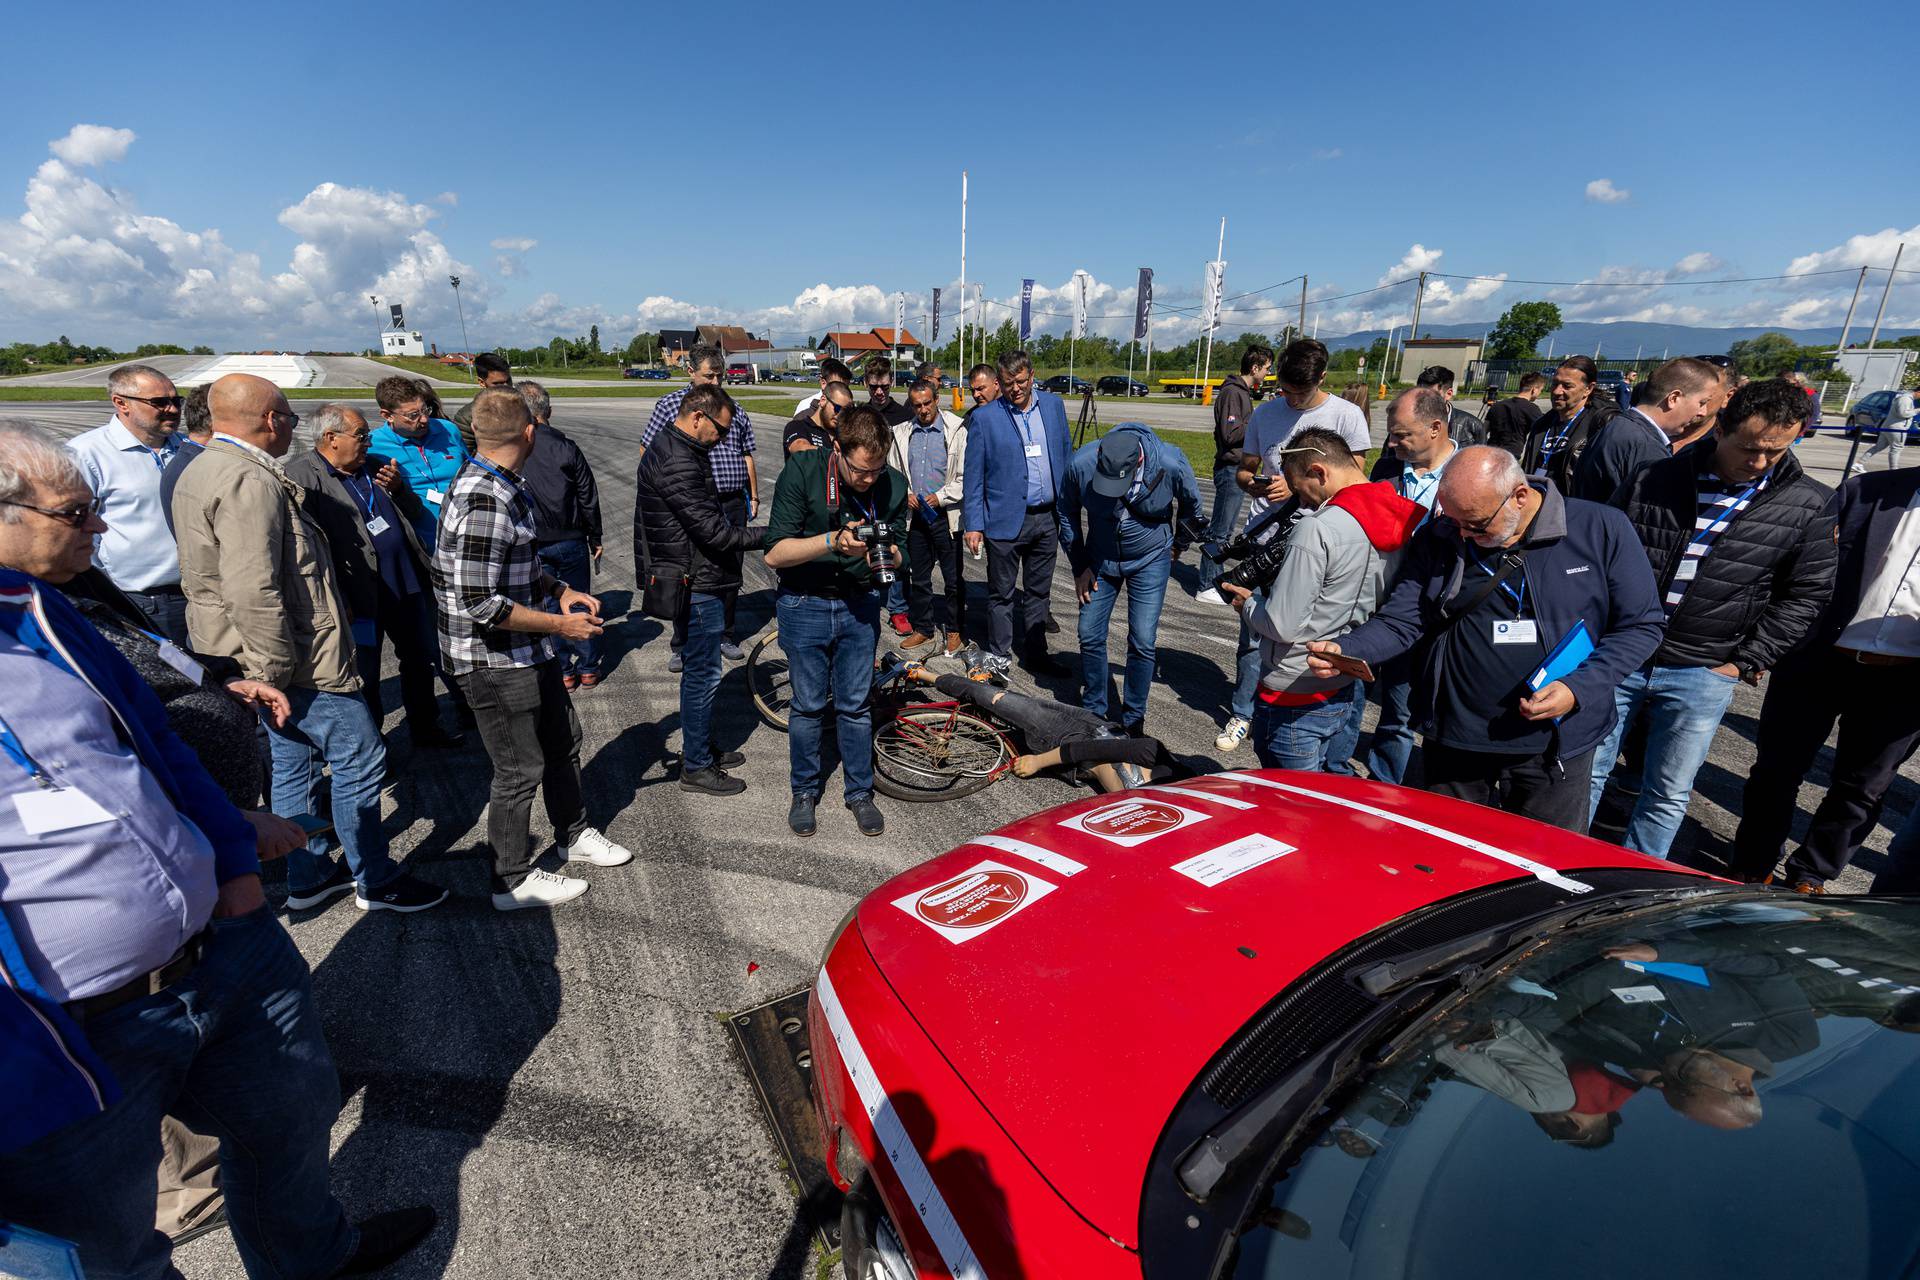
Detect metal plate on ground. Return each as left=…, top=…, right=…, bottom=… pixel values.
left=723, top=985, right=842, bottom=1251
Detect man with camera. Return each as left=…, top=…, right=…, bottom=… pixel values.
left=1197, top=344, right=1271, bottom=602
left=763, top=405, right=908, bottom=838
left=1059, top=421, right=1201, bottom=733
left=637, top=385, right=768, bottom=796
left=1220, top=429, right=1422, bottom=771
left=1306, top=446, right=1665, bottom=832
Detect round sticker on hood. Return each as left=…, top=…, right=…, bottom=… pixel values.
left=1060, top=798, right=1210, bottom=847
left=892, top=859, right=1060, bottom=944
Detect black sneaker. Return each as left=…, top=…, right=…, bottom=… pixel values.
left=789, top=794, right=817, bottom=837
left=412, top=725, right=466, bottom=749
left=848, top=797, right=885, bottom=837
left=168, top=1206, right=230, bottom=1247
left=285, top=861, right=353, bottom=911
left=681, top=764, right=746, bottom=796
left=1044, top=616, right=1062, bottom=634
left=334, top=1205, right=437, bottom=1276
left=355, top=874, right=449, bottom=914
left=668, top=649, right=684, bottom=674
left=713, top=748, right=746, bottom=768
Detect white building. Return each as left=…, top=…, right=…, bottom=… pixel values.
left=381, top=329, right=427, bottom=357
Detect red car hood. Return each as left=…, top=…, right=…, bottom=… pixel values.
left=853, top=770, right=1690, bottom=1246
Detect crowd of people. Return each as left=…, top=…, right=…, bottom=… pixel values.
left=2, top=329, right=1917, bottom=1276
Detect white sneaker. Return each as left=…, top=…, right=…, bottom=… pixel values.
left=492, top=868, right=590, bottom=911
left=1196, top=586, right=1225, bottom=606
left=561, top=827, right=633, bottom=867
left=1215, top=716, right=1251, bottom=752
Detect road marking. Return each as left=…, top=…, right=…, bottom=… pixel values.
left=1214, top=772, right=1593, bottom=894
left=967, top=833, right=1086, bottom=877
left=815, top=967, right=986, bottom=1280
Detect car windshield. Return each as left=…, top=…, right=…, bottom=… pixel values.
left=1223, top=896, right=1920, bottom=1280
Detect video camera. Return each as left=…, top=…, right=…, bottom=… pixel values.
left=1205, top=498, right=1300, bottom=595
left=850, top=521, right=900, bottom=586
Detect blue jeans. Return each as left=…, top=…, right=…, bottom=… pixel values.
left=679, top=592, right=726, bottom=771
left=1588, top=664, right=1740, bottom=858
left=1077, top=553, right=1170, bottom=730
left=0, top=907, right=354, bottom=1279
left=1231, top=612, right=1262, bottom=722
left=1366, top=655, right=1418, bottom=784
left=1872, top=802, right=1920, bottom=893
left=1197, top=463, right=1244, bottom=588
left=1252, top=681, right=1364, bottom=773
left=537, top=538, right=604, bottom=674
left=267, top=688, right=398, bottom=893
left=779, top=590, right=879, bottom=802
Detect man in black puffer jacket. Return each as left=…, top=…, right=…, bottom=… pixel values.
left=635, top=385, right=765, bottom=795
left=1592, top=378, right=1838, bottom=858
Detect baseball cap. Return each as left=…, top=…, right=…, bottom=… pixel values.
left=1092, top=430, right=1145, bottom=497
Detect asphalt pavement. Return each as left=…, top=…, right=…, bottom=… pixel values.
left=16, top=396, right=1916, bottom=1278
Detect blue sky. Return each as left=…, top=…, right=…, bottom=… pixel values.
left=2, top=0, right=1914, bottom=351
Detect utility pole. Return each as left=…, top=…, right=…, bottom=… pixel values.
left=368, top=294, right=383, bottom=357
left=1299, top=275, right=1308, bottom=336
left=1865, top=243, right=1906, bottom=351
left=449, top=275, right=471, bottom=378
left=1834, top=264, right=1870, bottom=354
left=1402, top=272, right=1427, bottom=382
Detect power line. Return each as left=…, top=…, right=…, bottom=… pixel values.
left=1426, top=266, right=1870, bottom=288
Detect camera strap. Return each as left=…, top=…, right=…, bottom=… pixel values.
left=1440, top=548, right=1526, bottom=630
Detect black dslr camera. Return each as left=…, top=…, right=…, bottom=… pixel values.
left=1206, top=498, right=1300, bottom=594
left=850, top=521, right=900, bottom=586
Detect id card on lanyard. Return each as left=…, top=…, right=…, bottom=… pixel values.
left=0, top=711, right=116, bottom=834
left=1468, top=546, right=1536, bottom=645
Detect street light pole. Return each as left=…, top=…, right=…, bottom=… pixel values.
left=449, top=275, right=472, bottom=379
left=368, top=294, right=384, bottom=357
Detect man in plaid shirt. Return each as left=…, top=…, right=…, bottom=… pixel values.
left=434, top=389, right=635, bottom=910
left=638, top=342, right=758, bottom=664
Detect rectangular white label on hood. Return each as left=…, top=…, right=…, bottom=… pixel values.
left=891, top=859, right=1058, bottom=944
left=1058, top=797, right=1210, bottom=847
left=1172, top=833, right=1296, bottom=887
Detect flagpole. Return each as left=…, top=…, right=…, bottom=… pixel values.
left=958, top=170, right=968, bottom=391
left=1199, top=217, right=1226, bottom=400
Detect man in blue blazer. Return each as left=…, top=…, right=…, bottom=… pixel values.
left=963, top=350, right=1073, bottom=677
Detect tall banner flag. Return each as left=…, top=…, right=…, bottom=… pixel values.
left=931, top=288, right=941, bottom=344
left=1201, top=260, right=1227, bottom=334
left=894, top=294, right=906, bottom=342
left=1019, top=278, right=1034, bottom=343
left=1071, top=272, right=1089, bottom=340
left=1133, top=268, right=1153, bottom=341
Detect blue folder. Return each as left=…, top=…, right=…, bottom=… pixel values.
left=1528, top=618, right=1594, bottom=692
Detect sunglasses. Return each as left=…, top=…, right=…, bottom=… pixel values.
left=2, top=495, right=104, bottom=528
left=1456, top=491, right=1517, bottom=536
left=116, top=393, right=183, bottom=410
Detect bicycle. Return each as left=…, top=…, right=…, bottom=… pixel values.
left=744, top=630, right=1015, bottom=802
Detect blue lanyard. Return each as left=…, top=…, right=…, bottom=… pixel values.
left=0, top=711, right=51, bottom=788
left=1466, top=546, right=1527, bottom=615
left=343, top=471, right=379, bottom=519
left=848, top=490, right=878, bottom=525
left=469, top=456, right=520, bottom=495
left=1690, top=474, right=1770, bottom=549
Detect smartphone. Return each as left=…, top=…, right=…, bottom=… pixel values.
left=1323, top=652, right=1376, bottom=682
left=289, top=812, right=334, bottom=841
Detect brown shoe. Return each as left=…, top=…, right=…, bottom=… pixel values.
left=562, top=674, right=581, bottom=691
left=1792, top=880, right=1826, bottom=895
left=944, top=633, right=966, bottom=657
left=577, top=671, right=601, bottom=688
left=900, top=631, right=935, bottom=651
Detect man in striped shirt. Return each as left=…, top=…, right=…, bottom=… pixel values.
left=1598, top=379, right=1838, bottom=858
left=636, top=342, right=758, bottom=664
left=434, top=389, right=635, bottom=910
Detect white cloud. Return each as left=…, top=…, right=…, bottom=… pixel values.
left=1585, top=178, right=1630, bottom=204
left=1672, top=252, right=1727, bottom=276
left=49, top=125, right=136, bottom=167
left=490, top=237, right=537, bottom=252
left=433, top=191, right=459, bottom=207
left=1312, top=147, right=1343, bottom=161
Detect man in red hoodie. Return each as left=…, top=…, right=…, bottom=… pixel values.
left=1221, top=427, right=1423, bottom=771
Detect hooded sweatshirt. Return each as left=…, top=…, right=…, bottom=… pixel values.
left=1247, top=480, right=1424, bottom=704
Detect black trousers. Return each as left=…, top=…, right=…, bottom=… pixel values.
left=1424, top=742, right=1597, bottom=835
left=355, top=585, right=443, bottom=733
left=672, top=490, right=747, bottom=647
left=985, top=508, right=1058, bottom=660
left=456, top=661, right=586, bottom=890
left=1732, top=651, right=1920, bottom=884
left=906, top=514, right=964, bottom=637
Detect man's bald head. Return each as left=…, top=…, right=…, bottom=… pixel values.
left=1436, top=445, right=1526, bottom=507
left=469, top=387, right=532, bottom=449
left=207, top=373, right=294, bottom=456
left=1437, top=446, right=1534, bottom=548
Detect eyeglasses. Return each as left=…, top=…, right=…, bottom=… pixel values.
left=842, top=458, right=888, bottom=478
left=115, top=393, right=183, bottom=410
left=1456, top=491, right=1517, bottom=536
left=1, top=496, right=104, bottom=527
left=326, top=429, right=373, bottom=442
left=268, top=410, right=301, bottom=429
left=389, top=407, right=429, bottom=423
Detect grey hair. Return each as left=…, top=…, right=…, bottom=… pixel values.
left=1390, top=386, right=1449, bottom=428
left=308, top=402, right=361, bottom=440
left=995, top=349, right=1033, bottom=381
left=106, top=363, right=169, bottom=397
left=0, top=419, right=90, bottom=523
left=688, top=342, right=725, bottom=374
left=516, top=380, right=551, bottom=422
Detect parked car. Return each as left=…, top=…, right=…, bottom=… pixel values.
left=1846, top=389, right=1900, bottom=434
left=623, top=366, right=669, bottom=379
left=1041, top=374, right=1093, bottom=396
left=809, top=772, right=1920, bottom=1277
left=724, top=363, right=756, bottom=385
left=1097, top=375, right=1150, bottom=397
left=1595, top=369, right=1633, bottom=407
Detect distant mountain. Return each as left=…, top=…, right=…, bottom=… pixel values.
left=1321, top=319, right=1920, bottom=359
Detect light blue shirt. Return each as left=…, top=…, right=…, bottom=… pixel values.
left=0, top=629, right=216, bottom=1002
left=1397, top=443, right=1456, bottom=528
left=1011, top=398, right=1053, bottom=505
left=68, top=417, right=181, bottom=591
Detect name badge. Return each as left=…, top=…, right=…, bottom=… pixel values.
left=14, top=786, right=116, bottom=835
left=1492, top=619, right=1538, bottom=645
left=425, top=489, right=446, bottom=505
left=154, top=640, right=207, bottom=686
left=365, top=515, right=391, bottom=536
left=1024, top=443, right=1043, bottom=458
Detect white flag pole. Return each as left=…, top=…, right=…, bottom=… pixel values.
left=958, top=170, right=968, bottom=389
left=1199, top=217, right=1226, bottom=399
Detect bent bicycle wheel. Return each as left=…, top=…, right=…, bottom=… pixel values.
left=747, top=630, right=791, bottom=731
left=873, top=709, right=1011, bottom=803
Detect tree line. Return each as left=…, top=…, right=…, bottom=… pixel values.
left=0, top=337, right=214, bottom=376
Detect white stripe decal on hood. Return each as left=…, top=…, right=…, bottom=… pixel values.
left=816, top=967, right=987, bottom=1279
left=1215, top=772, right=1593, bottom=894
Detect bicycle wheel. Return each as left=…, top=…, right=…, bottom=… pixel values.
left=747, top=629, right=791, bottom=731
left=873, top=708, right=1011, bottom=803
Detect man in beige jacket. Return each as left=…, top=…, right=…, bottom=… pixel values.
left=172, top=374, right=445, bottom=914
